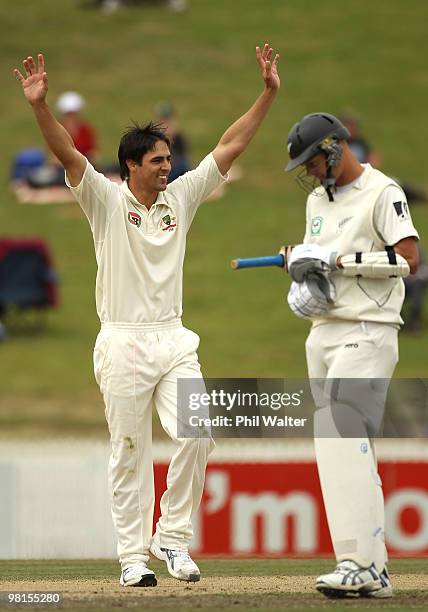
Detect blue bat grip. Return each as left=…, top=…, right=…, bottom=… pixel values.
left=231, top=254, right=285, bottom=269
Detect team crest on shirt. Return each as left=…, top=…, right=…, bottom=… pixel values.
left=311, top=216, right=323, bottom=236
left=161, top=214, right=177, bottom=232
left=128, top=211, right=141, bottom=228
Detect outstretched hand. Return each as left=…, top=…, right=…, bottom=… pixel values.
left=256, top=43, right=280, bottom=91
left=14, top=53, right=48, bottom=106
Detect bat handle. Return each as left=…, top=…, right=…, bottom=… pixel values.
left=231, top=254, right=285, bottom=269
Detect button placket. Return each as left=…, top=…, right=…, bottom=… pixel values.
left=145, top=207, right=156, bottom=235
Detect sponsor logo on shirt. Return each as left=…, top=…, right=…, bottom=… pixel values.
left=128, top=211, right=141, bottom=228
left=393, top=201, right=409, bottom=221
left=311, top=216, right=323, bottom=236
left=161, top=214, right=177, bottom=232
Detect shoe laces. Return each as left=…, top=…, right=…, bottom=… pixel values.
left=167, top=549, right=194, bottom=565
left=335, top=560, right=360, bottom=573
left=171, top=549, right=191, bottom=560
left=123, top=562, right=148, bottom=574
left=335, top=560, right=380, bottom=579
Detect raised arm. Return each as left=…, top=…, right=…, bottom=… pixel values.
left=212, top=43, right=280, bottom=175
left=14, top=53, right=86, bottom=187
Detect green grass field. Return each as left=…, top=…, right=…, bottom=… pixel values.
left=1, top=559, right=427, bottom=611
left=1, top=0, right=428, bottom=435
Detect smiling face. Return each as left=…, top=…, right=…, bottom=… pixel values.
left=127, top=139, right=172, bottom=194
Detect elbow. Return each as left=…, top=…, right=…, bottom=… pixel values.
left=408, top=247, right=420, bottom=275
left=394, top=238, right=420, bottom=275
left=404, top=252, right=419, bottom=275
left=217, top=140, right=243, bottom=160
left=409, top=258, right=419, bottom=275
left=213, top=144, right=241, bottom=176
left=55, top=147, right=78, bottom=169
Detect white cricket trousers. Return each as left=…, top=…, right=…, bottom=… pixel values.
left=93, top=319, right=214, bottom=567
left=305, top=320, right=399, bottom=572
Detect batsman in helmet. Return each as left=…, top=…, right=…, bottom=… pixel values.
left=284, top=112, right=420, bottom=598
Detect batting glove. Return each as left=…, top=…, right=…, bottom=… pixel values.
left=287, top=278, right=336, bottom=319
left=289, top=243, right=339, bottom=269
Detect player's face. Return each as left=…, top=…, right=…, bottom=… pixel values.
left=304, top=153, right=328, bottom=180
left=304, top=151, right=345, bottom=185
left=137, top=140, right=172, bottom=192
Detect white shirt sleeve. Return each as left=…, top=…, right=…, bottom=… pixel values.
left=373, top=184, right=419, bottom=246
left=65, top=161, right=117, bottom=243
left=167, top=153, right=228, bottom=230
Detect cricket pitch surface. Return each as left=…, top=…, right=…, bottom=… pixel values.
left=1, top=559, right=427, bottom=611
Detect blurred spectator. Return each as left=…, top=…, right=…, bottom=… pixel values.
left=155, top=101, right=191, bottom=182
left=340, top=112, right=428, bottom=204
left=167, top=0, right=187, bottom=10
left=56, top=91, right=98, bottom=163
left=340, top=113, right=382, bottom=167
left=99, top=0, right=123, bottom=13
left=10, top=90, right=120, bottom=200
left=341, top=113, right=428, bottom=331
left=86, top=0, right=187, bottom=14
left=403, top=243, right=428, bottom=332
left=10, top=148, right=46, bottom=182
left=25, top=91, right=98, bottom=188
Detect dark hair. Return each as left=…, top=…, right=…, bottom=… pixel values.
left=118, top=121, right=171, bottom=180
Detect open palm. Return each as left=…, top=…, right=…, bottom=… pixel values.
left=14, top=54, right=48, bottom=105
left=256, top=43, right=280, bottom=91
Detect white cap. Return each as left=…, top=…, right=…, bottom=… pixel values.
left=56, top=91, right=85, bottom=114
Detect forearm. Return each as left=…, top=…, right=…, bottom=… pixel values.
left=219, top=88, right=276, bottom=154
left=211, top=43, right=280, bottom=174
left=32, top=101, right=77, bottom=166
left=288, top=244, right=411, bottom=281
left=336, top=237, right=419, bottom=277
left=336, top=250, right=410, bottom=278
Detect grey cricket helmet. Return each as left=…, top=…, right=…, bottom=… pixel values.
left=286, top=113, right=350, bottom=171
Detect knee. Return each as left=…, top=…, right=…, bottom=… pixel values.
left=110, top=435, right=138, bottom=467
left=181, top=436, right=215, bottom=457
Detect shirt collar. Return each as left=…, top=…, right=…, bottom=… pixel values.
left=120, top=180, right=168, bottom=209
left=345, top=163, right=372, bottom=191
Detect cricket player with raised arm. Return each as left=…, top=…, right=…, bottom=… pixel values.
left=284, top=113, right=419, bottom=598
left=14, top=45, right=280, bottom=587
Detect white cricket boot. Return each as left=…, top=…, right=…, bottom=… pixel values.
left=120, top=562, right=157, bottom=587
left=316, top=559, right=389, bottom=598
left=363, top=566, right=393, bottom=598
left=150, top=541, right=200, bottom=582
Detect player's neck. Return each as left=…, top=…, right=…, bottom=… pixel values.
left=335, top=159, right=364, bottom=187
left=128, top=182, right=157, bottom=210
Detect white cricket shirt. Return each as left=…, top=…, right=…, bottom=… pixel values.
left=303, top=164, right=419, bottom=325
left=66, top=153, right=227, bottom=323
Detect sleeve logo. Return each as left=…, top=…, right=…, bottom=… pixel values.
left=393, top=201, right=409, bottom=221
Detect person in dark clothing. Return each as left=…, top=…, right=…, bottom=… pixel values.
left=155, top=102, right=191, bottom=182
left=340, top=113, right=428, bottom=204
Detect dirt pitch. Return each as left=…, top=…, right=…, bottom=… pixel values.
left=1, top=573, right=427, bottom=611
